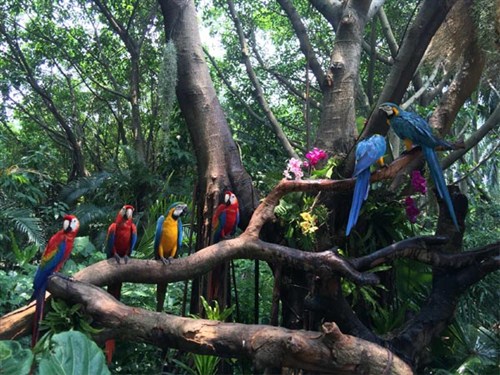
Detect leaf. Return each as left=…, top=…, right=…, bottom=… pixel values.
left=0, top=340, right=34, bottom=375
left=37, top=331, right=110, bottom=375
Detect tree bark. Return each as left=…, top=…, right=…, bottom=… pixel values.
left=45, top=276, right=413, bottom=375
left=316, top=0, right=372, bottom=155
left=362, top=0, right=459, bottom=139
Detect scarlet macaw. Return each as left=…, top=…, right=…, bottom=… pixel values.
left=31, top=215, right=80, bottom=347
left=346, top=134, right=386, bottom=236
left=208, top=191, right=240, bottom=303
left=212, top=191, right=240, bottom=244
left=104, top=205, right=137, bottom=364
left=379, top=102, right=459, bottom=229
left=154, top=202, right=188, bottom=311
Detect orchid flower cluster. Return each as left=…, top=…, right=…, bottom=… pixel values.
left=299, top=212, right=318, bottom=235
left=404, top=170, right=427, bottom=223
left=283, top=147, right=328, bottom=180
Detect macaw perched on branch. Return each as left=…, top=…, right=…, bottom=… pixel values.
left=212, top=191, right=240, bottom=244
left=379, top=102, right=459, bottom=229
left=208, top=191, right=240, bottom=304
left=104, top=205, right=137, bottom=364
left=106, top=205, right=137, bottom=267
left=154, top=202, right=188, bottom=311
left=346, top=134, right=386, bottom=236
left=31, top=215, right=79, bottom=347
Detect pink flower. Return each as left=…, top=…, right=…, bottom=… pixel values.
left=284, top=158, right=304, bottom=180
left=305, top=148, right=328, bottom=167
left=404, top=196, right=420, bottom=223
left=411, top=170, right=427, bottom=194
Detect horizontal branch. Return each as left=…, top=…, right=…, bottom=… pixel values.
left=351, top=237, right=500, bottom=271
left=47, top=276, right=413, bottom=375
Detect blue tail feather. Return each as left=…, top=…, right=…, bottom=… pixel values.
left=346, top=169, right=371, bottom=236
left=32, top=285, right=47, bottom=347
left=422, top=147, right=459, bottom=229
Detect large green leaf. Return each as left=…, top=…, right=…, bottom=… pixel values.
left=37, top=331, right=110, bottom=375
left=0, top=340, right=34, bottom=375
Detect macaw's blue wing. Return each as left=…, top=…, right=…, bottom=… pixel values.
left=423, top=147, right=459, bottom=229
left=154, top=215, right=165, bottom=258
left=346, top=135, right=386, bottom=236
left=212, top=210, right=227, bottom=244
left=105, top=223, right=116, bottom=259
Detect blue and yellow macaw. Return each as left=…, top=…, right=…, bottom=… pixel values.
left=104, top=205, right=137, bottom=364
left=346, top=135, right=386, bottom=236
left=31, top=215, right=80, bottom=347
left=379, top=102, right=459, bottom=229
left=154, top=202, right=188, bottom=311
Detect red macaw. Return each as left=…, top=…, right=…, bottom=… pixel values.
left=208, top=191, right=240, bottom=304
left=154, top=202, right=188, bottom=311
left=106, top=205, right=137, bottom=266
left=212, top=191, right=240, bottom=244
left=104, top=205, right=137, bottom=363
left=31, top=214, right=79, bottom=347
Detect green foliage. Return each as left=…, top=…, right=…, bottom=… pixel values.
left=36, top=331, right=110, bottom=375
left=40, top=299, right=102, bottom=339
left=0, top=340, right=34, bottom=375
left=184, top=296, right=235, bottom=375
left=158, top=41, right=178, bottom=130
left=275, top=193, right=328, bottom=251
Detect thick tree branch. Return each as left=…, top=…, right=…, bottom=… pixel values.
left=276, top=0, right=326, bottom=89
left=45, top=276, right=413, bottom=375
left=362, top=0, right=458, bottom=138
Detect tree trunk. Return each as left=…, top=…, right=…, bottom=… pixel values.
left=158, top=0, right=258, bottom=313
left=316, top=0, right=372, bottom=155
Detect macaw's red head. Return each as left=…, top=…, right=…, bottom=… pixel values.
left=119, top=205, right=135, bottom=220
left=379, top=102, right=401, bottom=120
left=224, top=191, right=238, bottom=207
left=63, top=215, right=80, bottom=233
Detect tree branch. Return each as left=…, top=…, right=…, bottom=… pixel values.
left=362, top=0, right=459, bottom=138
left=226, top=0, right=298, bottom=158
left=441, top=103, right=500, bottom=169
left=276, top=0, right=326, bottom=89
left=44, top=276, right=413, bottom=375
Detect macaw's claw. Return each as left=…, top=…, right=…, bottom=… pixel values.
left=123, top=255, right=130, bottom=264
left=114, top=254, right=121, bottom=264
left=160, top=256, right=170, bottom=266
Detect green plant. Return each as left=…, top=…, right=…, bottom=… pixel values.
left=39, top=299, right=102, bottom=341
left=0, top=340, right=34, bottom=375
left=36, top=331, right=110, bottom=375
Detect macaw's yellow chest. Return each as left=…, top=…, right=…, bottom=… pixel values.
left=159, top=216, right=179, bottom=258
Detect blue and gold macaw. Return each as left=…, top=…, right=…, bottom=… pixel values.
left=31, top=215, right=80, bottom=347
left=154, top=202, right=188, bottom=311
left=346, top=135, right=386, bottom=236
left=379, top=102, right=458, bottom=229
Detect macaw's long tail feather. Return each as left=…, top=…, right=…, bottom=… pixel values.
left=423, top=147, right=459, bottom=230
left=156, top=282, right=168, bottom=312
left=207, top=263, right=228, bottom=305
left=31, top=286, right=47, bottom=348
left=105, top=339, right=115, bottom=365
left=346, top=169, right=371, bottom=236
left=107, top=282, right=122, bottom=301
